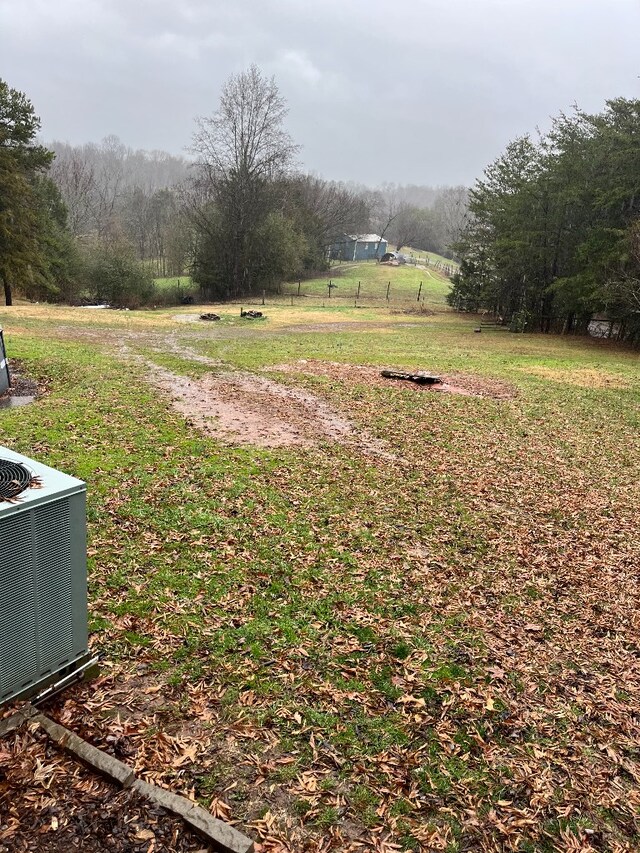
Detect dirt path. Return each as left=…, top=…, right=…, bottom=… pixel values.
left=141, top=356, right=516, bottom=466
left=43, top=320, right=514, bottom=454
left=142, top=358, right=401, bottom=465
left=145, top=363, right=355, bottom=449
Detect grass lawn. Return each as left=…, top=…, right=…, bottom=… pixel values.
left=154, top=276, right=194, bottom=291
left=153, top=276, right=198, bottom=306
left=1, top=301, right=639, bottom=851
left=281, top=260, right=451, bottom=307
left=403, top=247, right=460, bottom=270
left=153, top=261, right=452, bottom=309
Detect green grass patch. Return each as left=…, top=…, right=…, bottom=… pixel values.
left=0, top=301, right=638, bottom=850
left=281, top=259, right=451, bottom=307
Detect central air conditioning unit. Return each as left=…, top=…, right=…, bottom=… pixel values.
left=0, top=445, right=93, bottom=705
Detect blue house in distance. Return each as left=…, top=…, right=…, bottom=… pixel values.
left=330, top=234, right=387, bottom=262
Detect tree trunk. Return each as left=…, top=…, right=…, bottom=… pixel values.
left=2, top=277, right=12, bottom=306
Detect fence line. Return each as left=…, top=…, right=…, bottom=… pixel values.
left=221, top=278, right=450, bottom=309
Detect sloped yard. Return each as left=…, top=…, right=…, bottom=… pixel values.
left=1, top=304, right=639, bottom=851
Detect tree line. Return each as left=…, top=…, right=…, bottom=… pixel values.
left=0, top=80, right=171, bottom=307
left=1, top=69, right=468, bottom=307
left=448, top=98, right=640, bottom=343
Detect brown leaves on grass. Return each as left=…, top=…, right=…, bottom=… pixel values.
left=521, top=365, right=633, bottom=389
left=5, top=339, right=640, bottom=851
left=271, top=360, right=518, bottom=399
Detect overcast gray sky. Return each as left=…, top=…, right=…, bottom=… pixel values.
left=1, top=0, right=639, bottom=186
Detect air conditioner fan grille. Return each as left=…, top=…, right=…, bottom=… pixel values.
left=0, top=458, right=35, bottom=501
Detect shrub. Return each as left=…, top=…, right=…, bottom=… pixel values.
left=83, top=243, right=156, bottom=308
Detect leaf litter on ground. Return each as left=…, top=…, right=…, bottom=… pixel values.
left=1, top=307, right=639, bottom=851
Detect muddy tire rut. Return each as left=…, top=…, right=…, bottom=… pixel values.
left=145, top=363, right=356, bottom=449
left=143, top=357, right=513, bottom=459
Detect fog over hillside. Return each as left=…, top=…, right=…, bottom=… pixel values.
left=2, top=0, right=638, bottom=185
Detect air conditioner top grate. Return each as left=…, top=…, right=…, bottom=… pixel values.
left=0, top=458, right=38, bottom=501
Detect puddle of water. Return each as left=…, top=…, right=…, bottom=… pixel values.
left=0, top=395, right=35, bottom=409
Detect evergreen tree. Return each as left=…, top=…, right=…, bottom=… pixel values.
left=0, top=79, right=55, bottom=305
left=451, top=98, right=640, bottom=341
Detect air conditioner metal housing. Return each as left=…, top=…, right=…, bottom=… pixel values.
left=0, top=445, right=90, bottom=705
left=0, top=328, right=9, bottom=396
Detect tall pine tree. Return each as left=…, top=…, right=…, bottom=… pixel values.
left=0, top=79, right=54, bottom=305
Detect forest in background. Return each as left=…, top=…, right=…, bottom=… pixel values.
left=448, top=98, right=640, bottom=343
left=0, top=69, right=468, bottom=308
left=2, top=69, right=639, bottom=344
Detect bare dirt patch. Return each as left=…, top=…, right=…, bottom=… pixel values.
left=271, top=359, right=518, bottom=400
left=3, top=359, right=41, bottom=398
left=0, top=360, right=44, bottom=409
left=172, top=314, right=210, bottom=324
left=145, top=364, right=354, bottom=449
left=142, top=356, right=515, bottom=455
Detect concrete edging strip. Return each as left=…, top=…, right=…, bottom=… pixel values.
left=0, top=707, right=254, bottom=853
left=132, top=779, right=254, bottom=853
left=34, top=713, right=136, bottom=788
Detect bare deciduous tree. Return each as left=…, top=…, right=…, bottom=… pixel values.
left=389, top=204, right=426, bottom=252
left=364, top=190, right=401, bottom=257
left=49, top=138, right=189, bottom=240
left=192, top=65, right=299, bottom=184
left=287, top=175, right=370, bottom=249
left=189, top=66, right=300, bottom=297
left=48, top=149, right=96, bottom=236
left=433, top=185, right=470, bottom=251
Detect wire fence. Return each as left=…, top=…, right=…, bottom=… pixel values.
left=226, top=278, right=452, bottom=309
left=384, top=256, right=458, bottom=277
left=237, top=260, right=456, bottom=308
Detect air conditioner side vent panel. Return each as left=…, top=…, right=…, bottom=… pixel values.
left=35, top=500, right=75, bottom=670
left=0, top=513, right=38, bottom=695
left=0, top=449, right=88, bottom=705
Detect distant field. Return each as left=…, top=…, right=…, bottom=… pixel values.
left=153, top=257, right=454, bottom=310
left=154, top=276, right=195, bottom=293
left=282, top=259, right=452, bottom=307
